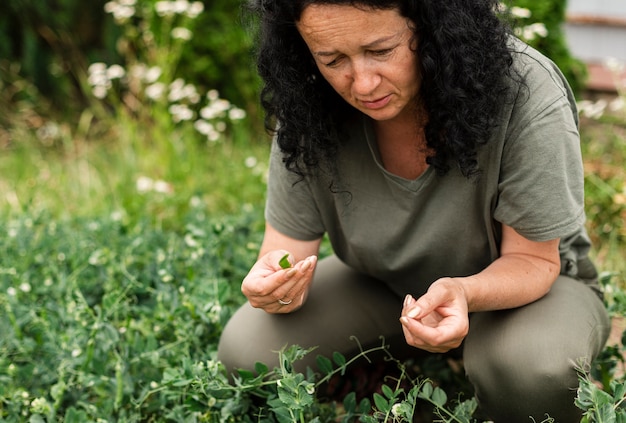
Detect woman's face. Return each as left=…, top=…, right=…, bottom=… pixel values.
left=297, top=4, right=420, bottom=123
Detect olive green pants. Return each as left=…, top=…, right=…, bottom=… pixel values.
left=218, top=255, right=610, bottom=422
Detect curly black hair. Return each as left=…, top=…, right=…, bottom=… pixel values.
left=248, top=0, right=515, bottom=178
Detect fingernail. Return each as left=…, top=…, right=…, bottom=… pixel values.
left=300, top=259, right=311, bottom=272
left=403, top=294, right=411, bottom=307
left=285, top=268, right=297, bottom=278
left=407, top=306, right=421, bottom=319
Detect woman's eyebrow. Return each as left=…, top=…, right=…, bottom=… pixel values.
left=312, top=34, right=398, bottom=58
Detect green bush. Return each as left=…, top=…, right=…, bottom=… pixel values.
left=0, top=0, right=261, bottom=123
left=504, top=0, right=588, bottom=96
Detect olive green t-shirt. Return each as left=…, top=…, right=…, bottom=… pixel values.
left=265, top=40, right=591, bottom=297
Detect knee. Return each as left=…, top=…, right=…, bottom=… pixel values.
left=216, top=305, right=281, bottom=374
left=464, top=330, right=582, bottom=422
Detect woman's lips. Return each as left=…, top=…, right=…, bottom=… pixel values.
left=361, top=94, right=391, bottom=110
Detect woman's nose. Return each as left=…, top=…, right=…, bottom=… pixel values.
left=350, top=61, right=381, bottom=95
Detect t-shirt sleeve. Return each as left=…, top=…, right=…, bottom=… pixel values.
left=264, top=140, right=326, bottom=241
left=494, top=54, right=586, bottom=242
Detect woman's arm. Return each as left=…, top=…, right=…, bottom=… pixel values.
left=459, top=223, right=560, bottom=311
left=400, top=223, right=561, bottom=352
left=241, top=222, right=322, bottom=314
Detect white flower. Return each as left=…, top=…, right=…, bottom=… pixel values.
left=169, top=104, right=194, bottom=122
left=194, top=119, right=214, bottom=135
left=30, top=397, right=51, bottom=415
left=93, top=85, right=109, bottom=99
left=7, top=287, right=17, bottom=296
left=172, top=27, right=192, bottom=40
left=145, top=82, right=166, bottom=100
left=104, top=1, right=135, bottom=22
left=106, top=64, right=126, bottom=79
left=170, top=81, right=200, bottom=103
left=186, top=2, right=204, bottom=18
left=200, top=99, right=231, bottom=120
left=88, top=62, right=107, bottom=76
left=207, top=89, right=220, bottom=101
left=72, top=348, right=82, bottom=357
left=189, top=196, right=203, bottom=208
left=172, top=0, right=190, bottom=15
left=144, top=66, right=162, bottom=84
left=245, top=156, right=258, bottom=169
left=19, top=283, right=31, bottom=293
left=391, top=403, right=403, bottom=417
left=494, top=3, right=507, bottom=14
left=578, top=99, right=607, bottom=119
left=136, top=176, right=154, bottom=193
left=609, top=97, right=624, bottom=113
left=510, top=7, right=531, bottom=19
left=168, top=78, right=186, bottom=102
left=153, top=180, right=173, bottom=194
left=184, top=234, right=199, bottom=247
left=228, top=108, right=247, bottom=120
left=521, top=23, right=548, bottom=40
left=155, top=2, right=172, bottom=17
left=111, top=210, right=125, bottom=221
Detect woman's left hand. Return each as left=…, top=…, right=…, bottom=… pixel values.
left=399, top=278, right=469, bottom=353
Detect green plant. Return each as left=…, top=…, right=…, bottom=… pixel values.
left=0, top=209, right=263, bottom=421
left=505, top=0, right=588, bottom=96
left=576, top=370, right=626, bottom=422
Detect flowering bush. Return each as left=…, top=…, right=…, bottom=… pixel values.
left=87, top=0, right=247, bottom=144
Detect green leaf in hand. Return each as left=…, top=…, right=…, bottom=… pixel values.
left=279, top=253, right=291, bottom=269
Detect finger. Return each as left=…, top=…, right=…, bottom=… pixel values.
left=275, top=255, right=317, bottom=301
left=258, top=255, right=317, bottom=309
left=400, top=318, right=462, bottom=352
left=402, top=294, right=422, bottom=319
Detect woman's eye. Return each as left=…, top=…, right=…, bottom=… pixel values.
left=324, top=58, right=343, bottom=68
left=372, top=48, right=393, bottom=57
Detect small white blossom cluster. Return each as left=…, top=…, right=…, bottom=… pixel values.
left=136, top=176, right=174, bottom=194
left=88, top=0, right=247, bottom=144
left=155, top=0, right=204, bottom=18
left=516, top=22, right=548, bottom=41
left=6, top=281, right=32, bottom=297
left=194, top=89, right=247, bottom=141
left=87, top=62, right=126, bottom=99
left=509, top=6, right=532, bottom=19
left=104, top=0, right=137, bottom=23
left=87, top=62, right=247, bottom=141
left=497, top=4, right=548, bottom=42
left=578, top=98, right=625, bottom=119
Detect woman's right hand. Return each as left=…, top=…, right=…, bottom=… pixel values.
left=242, top=250, right=318, bottom=313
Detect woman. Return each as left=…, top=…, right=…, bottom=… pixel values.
left=218, top=0, right=611, bottom=420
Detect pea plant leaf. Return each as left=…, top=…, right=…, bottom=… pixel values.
left=316, top=355, right=333, bottom=375
left=373, top=393, right=390, bottom=413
